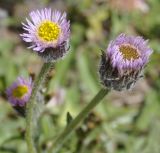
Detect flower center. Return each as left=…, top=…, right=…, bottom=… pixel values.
left=119, top=44, right=140, bottom=60
left=38, top=21, right=61, bottom=42
left=12, top=85, right=28, bottom=98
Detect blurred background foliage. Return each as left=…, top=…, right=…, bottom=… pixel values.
left=0, top=0, right=160, bottom=153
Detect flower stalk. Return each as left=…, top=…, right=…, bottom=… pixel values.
left=49, top=88, right=109, bottom=153
left=26, top=62, right=54, bottom=153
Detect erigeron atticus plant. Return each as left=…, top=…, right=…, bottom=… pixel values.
left=6, top=8, right=153, bottom=153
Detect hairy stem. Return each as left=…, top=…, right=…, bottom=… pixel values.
left=26, top=62, right=54, bottom=153
left=49, top=88, right=109, bottom=153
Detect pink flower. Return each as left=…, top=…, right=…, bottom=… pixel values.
left=6, top=77, right=32, bottom=107
left=99, top=33, right=153, bottom=91
left=21, top=8, right=70, bottom=62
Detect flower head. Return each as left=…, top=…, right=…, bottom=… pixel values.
left=99, top=33, right=153, bottom=91
left=21, top=8, right=70, bottom=62
left=6, top=77, right=32, bottom=107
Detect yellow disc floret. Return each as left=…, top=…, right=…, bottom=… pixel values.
left=38, top=21, right=61, bottom=42
left=119, top=44, right=140, bottom=60
left=12, top=85, right=28, bottom=98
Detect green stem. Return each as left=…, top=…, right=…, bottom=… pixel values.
left=49, top=88, right=109, bottom=153
left=26, top=62, right=54, bottom=153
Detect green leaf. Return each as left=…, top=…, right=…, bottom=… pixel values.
left=66, top=112, right=73, bottom=126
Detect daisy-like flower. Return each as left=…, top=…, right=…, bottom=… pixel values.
left=21, top=8, right=70, bottom=62
left=99, top=33, right=153, bottom=91
left=6, top=77, right=32, bottom=107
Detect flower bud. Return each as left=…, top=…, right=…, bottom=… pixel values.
left=99, top=34, right=153, bottom=91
